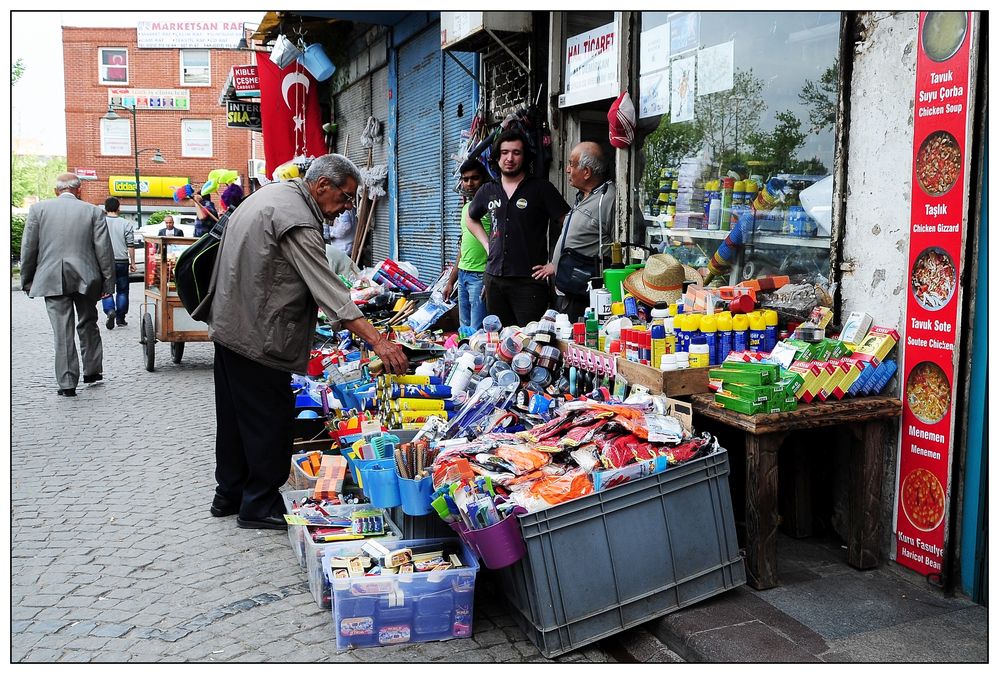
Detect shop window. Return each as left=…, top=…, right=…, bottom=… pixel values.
left=637, top=11, right=841, bottom=285
left=99, top=48, right=128, bottom=85
left=181, top=50, right=210, bottom=86
left=100, top=118, right=131, bottom=156
left=181, top=119, right=213, bottom=158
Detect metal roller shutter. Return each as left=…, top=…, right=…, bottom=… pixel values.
left=442, top=51, right=477, bottom=271
left=397, top=26, right=443, bottom=282
left=369, top=67, right=391, bottom=265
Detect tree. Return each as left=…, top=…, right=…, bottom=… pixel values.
left=10, top=155, right=67, bottom=208
left=12, top=58, right=25, bottom=86
left=640, top=113, right=704, bottom=197
left=693, top=69, right=766, bottom=164
left=745, top=110, right=807, bottom=175
left=799, top=59, right=839, bottom=134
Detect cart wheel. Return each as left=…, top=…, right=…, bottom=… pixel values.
left=171, top=341, right=185, bottom=364
left=142, top=313, right=155, bottom=372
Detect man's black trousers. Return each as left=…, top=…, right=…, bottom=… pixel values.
left=213, top=342, right=293, bottom=520
left=484, top=274, right=551, bottom=327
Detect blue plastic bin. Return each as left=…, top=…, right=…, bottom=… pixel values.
left=398, top=474, right=434, bottom=516
left=360, top=460, right=401, bottom=508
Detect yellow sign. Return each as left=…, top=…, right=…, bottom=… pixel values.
left=109, top=176, right=190, bottom=199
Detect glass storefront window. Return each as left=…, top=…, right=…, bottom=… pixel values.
left=637, top=11, right=841, bottom=285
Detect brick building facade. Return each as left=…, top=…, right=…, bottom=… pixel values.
left=62, top=26, right=264, bottom=222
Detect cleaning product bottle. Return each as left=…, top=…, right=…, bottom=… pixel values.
left=585, top=319, right=600, bottom=350
left=664, top=315, right=676, bottom=354
left=748, top=311, right=766, bottom=352
left=660, top=353, right=677, bottom=371
left=733, top=314, right=749, bottom=352
left=651, top=322, right=667, bottom=368
left=639, top=332, right=651, bottom=365
left=590, top=277, right=612, bottom=320
left=719, top=177, right=734, bottom=232
left=623, top=293, right=639, bottom=319
left=689, top=332, right=710, bottom=368
left=700, top=314, right=718, bottom=366
left=716, top=312, right=733, bottom=363
left=764, top=309, right=779, bottom=352
left=684, top=313, right=702, bottom=353
left=675, top=351, right=689, bottom=370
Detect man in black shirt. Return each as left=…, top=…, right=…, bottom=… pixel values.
left=466, top=130, right=569, bottom=327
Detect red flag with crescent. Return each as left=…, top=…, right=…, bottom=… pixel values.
left=256, top=52, right=327, bottom=180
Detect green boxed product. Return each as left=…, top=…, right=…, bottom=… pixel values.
left=714, top=392, right=764, bottom=415
left=778, top=371, right=805, bottom=396
left=826, top=338, right=853, bottom=360
left=723, top=382, right=774, bottom=405
left=783, top=338, right=817, bottom=362
left=719, top=361, right=780, bottom=383
left=710, top=367, right=770, bottom=386
left=812, top=339, right=833, bottom=362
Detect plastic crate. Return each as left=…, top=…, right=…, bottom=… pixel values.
left=388, top=508, right=457, bottom=540
left=323, top=537, right=478, bottom=651
left=281, top=488, right=375, bottom=570
left=498, top=447, right=745, bottom=658
left=305, top=512, right=403, bottom=609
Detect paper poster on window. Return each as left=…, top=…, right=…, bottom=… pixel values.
left=669, top=13, right=700, bottom=56
left=561, top=21, right=619, bottom=107
left=640, top=23, right=670, bottom=75
left=639, top=70, right=669, bottom=119
left=697, top=41, right=734, bottom=95
left=182, top=119, right=213, bottom=157
left=671, top=56, right=696, bottom=123
left=101, top=118, right=131, bottom=156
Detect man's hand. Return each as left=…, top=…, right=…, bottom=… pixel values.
left=531, top=263, right=555, bottom=281
left=442, top=280, right=455, bottom=300
left=129, top=261, right=137, bottom=272
left=372, top=336, right=409, bottom=375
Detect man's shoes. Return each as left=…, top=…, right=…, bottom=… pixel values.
left=57, top=388, right=77, bottom=397
left=106, top=310, right=116, bottom=330
left=116, top=319, right=128, bottom=327
left=236, top=514, right=287, bottom=530
left=210, top=494, right=239, bottom=517
left=83, top=373, right=104, bottom=384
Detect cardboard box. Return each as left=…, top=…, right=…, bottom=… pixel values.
left=840, top=312, right=873, bottom=345
left=778, top=370, right=805, bottom=397
left=812, top=339, right=833, bottom=363
left=851, top=326, right=899, bottom=367
left=714, top=391, right=764, bottom=415
left=709, top=364, right=777, bottom=386
left=797, top=361, right=825, bottom=403
left=864, top=359, right=897, bottom=395
left=818, top=359, right=851, bottom=401
left=722, top=382, right=775, bottom=405
left=849, top=360, right=879, bottom=396
left=812, top=361, right=838, bottom=401
left=832, top=358, right=864, bottom=399
left=825, top=339, right=854, bottom=360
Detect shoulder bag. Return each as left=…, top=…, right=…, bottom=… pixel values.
left=175, top=207, right=232, bottom=322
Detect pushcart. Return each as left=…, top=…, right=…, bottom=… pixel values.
left=139, top=235, right=210, bottom=371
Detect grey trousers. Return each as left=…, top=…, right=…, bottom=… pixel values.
left=44, top=294, right=103, bottom=390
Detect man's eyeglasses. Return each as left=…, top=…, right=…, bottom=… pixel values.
left=331, top=184, right=356, bottom=206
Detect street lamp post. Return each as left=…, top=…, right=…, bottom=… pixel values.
left=104, top=104, right=165, bottom=228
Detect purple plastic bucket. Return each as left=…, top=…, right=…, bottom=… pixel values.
left=463, top=515, right=525, bottom=570
left=448, top=520, right=480, bottom=559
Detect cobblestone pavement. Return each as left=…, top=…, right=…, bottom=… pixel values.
left=10, top=286, right=644, bottom=664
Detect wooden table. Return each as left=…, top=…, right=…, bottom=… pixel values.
left=689, top=393, right=903, bottom=590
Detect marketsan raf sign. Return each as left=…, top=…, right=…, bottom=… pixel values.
left=137, top=20, right=244, bottom=49
left=227, top=101, right=261, bottom=130
left=894, top=11, right=978, bottom=580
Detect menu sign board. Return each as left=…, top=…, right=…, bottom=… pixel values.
left=894, top=12, right=976, bottom=577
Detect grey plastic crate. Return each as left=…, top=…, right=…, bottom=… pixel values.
left=498, top=447, right=745, bottom=658
left=388, top=508, right=456, bottom=540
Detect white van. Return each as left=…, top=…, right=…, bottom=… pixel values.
left=130, top=215, right=199, bottom=280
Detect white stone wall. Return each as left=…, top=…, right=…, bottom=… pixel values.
left=840, top=11, right=919, bottom=336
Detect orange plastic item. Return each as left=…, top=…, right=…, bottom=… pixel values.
left=528, top=470, right=594, bottom=505
left=736, top=275, right=789, bottom=292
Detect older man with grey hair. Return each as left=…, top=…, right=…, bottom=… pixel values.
left=207, top=154, right=408, bottom=530
left=539, top=141, right=616, bottom=322
left=21, top=172, right=114, bottom=396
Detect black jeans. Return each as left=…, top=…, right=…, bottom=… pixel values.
left=555, top=292, right=589, bottom=324
left=484, top=274, right=551, bottom=328
left=213, top=343, right=293, bottom=519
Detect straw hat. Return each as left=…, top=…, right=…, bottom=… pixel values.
left=623, top=254, right=686, bottom=305
left=683, top=265, right=704, bottom=285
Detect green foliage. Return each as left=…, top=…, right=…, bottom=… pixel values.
left=694, top=69, right=766, bottom=160
left=12, top=58, right=25, bottom=86
left=10, top=155, right=67, bottom=208
left=10, top=213, right=26, bottom=259
left=746, top=110, right=808, bottom=175
left=146, top=210, right=179, bottom=226
left=799, top=59, right=839, bottom=134
left=641, top=113, right=704, bottom=197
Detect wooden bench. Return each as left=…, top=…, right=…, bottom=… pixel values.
left=689, top=393, right=903, bottom=590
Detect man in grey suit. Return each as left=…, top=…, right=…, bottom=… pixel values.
left=20, top=173, right=115, bottom=397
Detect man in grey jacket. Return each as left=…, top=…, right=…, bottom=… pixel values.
left=208, top=154, right=408, bottom=529
left=20, top=173, right=115, bottom=396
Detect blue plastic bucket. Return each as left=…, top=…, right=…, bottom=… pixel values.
left=299, top=43, right=335, bottom=81
left=359, top=461, right=401, bottom=508
left=398, top=474, right=434, bottom=516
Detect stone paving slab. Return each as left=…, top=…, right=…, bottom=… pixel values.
left=10, top=287, right=676, bottom=664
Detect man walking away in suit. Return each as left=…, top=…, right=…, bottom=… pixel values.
left=20, top=173, right=115, bottom=396
left=101, top=197, right=137, bottom=328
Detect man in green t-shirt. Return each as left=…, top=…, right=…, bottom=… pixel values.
left=443, top=159, right=492, bottom=332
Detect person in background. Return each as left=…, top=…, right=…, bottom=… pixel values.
left=207, top=153, right=408, bottom=530
left=442, top=158, right=492, bottom=332
left=466, top=129, right=569, bottom=327
left=100, top=197, right=137, bottom=328
left=192, top=193, right=218, bottom=237
left=543, top=141, right=616, bottom=322
left=157, top=214, right=183, bottom=237
left=20, top=173, right=114, bottom=396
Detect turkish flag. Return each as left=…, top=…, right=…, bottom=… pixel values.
left=256, top=52, right=327, bottom=180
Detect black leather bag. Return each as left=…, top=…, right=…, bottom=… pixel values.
left=554, top=247, right=598, bottom=296
left=175, top=207, right=231, bottom=322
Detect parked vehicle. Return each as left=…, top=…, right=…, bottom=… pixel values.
left=130, top=216, right=197, bottom=280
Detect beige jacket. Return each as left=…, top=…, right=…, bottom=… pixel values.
left=208, top=179, right=344, bottom=372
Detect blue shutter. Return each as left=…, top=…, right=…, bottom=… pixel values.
left=442, top=51, right=477, bottom=272
left=396, top=26, right=443, bottom=283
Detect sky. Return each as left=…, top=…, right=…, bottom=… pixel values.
left=10, top=11, right=266, bottom=156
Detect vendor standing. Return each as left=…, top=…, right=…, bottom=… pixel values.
left=207, top=153, right=408, bottom=530
left=466, top=129, right=569, bottom=327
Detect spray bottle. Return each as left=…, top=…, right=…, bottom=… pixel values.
left=700, top=314, right=718, bottom=366
left=733, top=314, right=749, bottom=353
left=748, top=311, right=766, bottom=352
left=763, top=309, right=779, bottom=352
left=716, top=312, right=733, bottom=363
